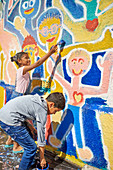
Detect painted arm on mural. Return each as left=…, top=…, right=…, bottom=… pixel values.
left=14, top=16, right=29, bottom=38
left=4, top=1, right=24, bottom=45
left=80, top=51, right=113, bottom=95
left=47, top=59, right=71, bottom=90
left=48, top=51, right=113, bottom=97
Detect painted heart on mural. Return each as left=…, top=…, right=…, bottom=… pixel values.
left=73, top=91, right=83, bottom=104
left=86, top=18, right=99, bottom=31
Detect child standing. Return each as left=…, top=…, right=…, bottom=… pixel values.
left=6, top=45, right=58, bottom=153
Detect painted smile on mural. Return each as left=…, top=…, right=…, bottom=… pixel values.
left=46, top=37, right=56, bottom=43
left=72, top=68, right=83, bottom=76
left=24, top=8, right=34, bottom=15
left=70, top=57, right=87, bottom=76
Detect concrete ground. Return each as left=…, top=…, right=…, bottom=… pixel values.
left=0, top=128, right=99, bottom=170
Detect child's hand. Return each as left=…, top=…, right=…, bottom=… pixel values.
left=50, top=44, right=58, bottom=54
left=40, top=158, right=46, bottom=168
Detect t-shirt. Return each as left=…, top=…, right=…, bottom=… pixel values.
left=15, top=66, right=30, bottom=94
left=0, top=94, right=48, bottom=147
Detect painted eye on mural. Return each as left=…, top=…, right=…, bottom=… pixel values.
left=50, top=24, right=61, bottom=35
left=22, top=1, right=28, bottom=9
left=79, top=59, right=84, bottom=64
left=39, top=26, right=48, bottom=37
left=80, top=61, right=83, bottom=64
left=71, top=59, right=77, bottom=64
left=29, top=0, right=36, bottom=7
left=51, top=24, right=58, bottom=34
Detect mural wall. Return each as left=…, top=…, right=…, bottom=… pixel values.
left=0, top=0, right=113, bottom=169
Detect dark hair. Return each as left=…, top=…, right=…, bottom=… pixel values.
left=46, top=92, right=65, bottom=110
left=10, top=52, right=28, bottom=66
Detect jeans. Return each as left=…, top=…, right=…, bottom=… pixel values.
left=0, top=121, right=37, bottom=170
left=10, top=90, right=23, bottom=99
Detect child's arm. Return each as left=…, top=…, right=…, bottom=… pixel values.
left=23, top=45, right=57, bottom=75
left=39, top=146, right=46, bottom=168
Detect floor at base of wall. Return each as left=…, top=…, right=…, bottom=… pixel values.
left=0, top=128, right=100, bottom=170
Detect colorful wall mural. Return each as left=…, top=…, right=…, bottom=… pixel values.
left=0, top=0, right=113, bottom=169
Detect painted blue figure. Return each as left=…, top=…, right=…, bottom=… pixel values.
left=19, top=0, right=40, bottom=38
left=3, top=0, right=44, bottom=47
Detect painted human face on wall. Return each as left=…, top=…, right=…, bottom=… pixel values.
left=68, top=50, right=90, bottom=76
left=38, top=17, right=61, bottom=46
left=20, top=0, right=40, bottom=18
left=23, top=44, right=38, bottom=64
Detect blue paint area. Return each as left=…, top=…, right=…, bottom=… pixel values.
left=38, top=8, right=63, bottom=28
left=61, top=29, right=73, bottom=46
left=56, top=108, right=74, bottom=140
left=85, top=97, right=107, bottom=105
left=20, top=0, right=40, bottom=19
left=0, top=81, right=15, bottom=102
left=30, top=87, right=45, bottom=96
left=46, top=0, right=52, bottom=7
left=63, top=59, right=71, bottom=83
left=8, top=1, right=19, bottom=21
left=66, top=131, right=77, bottom=158
left=80, top=0, right=98, bottom=20
left=70, top=105, right=83, bottom=148
left=83, top=97, right=113, bottom=114
left=60, top=131, right=78, bottom=158
left=55, top=105, right=83, bottom=148
left=32, top=57, right=44, bottom=78
left=82, top=97, right=108, bottom=168
left=62, top=0, right=84, bottom=19
left=82, top=52, right=106, bottom=86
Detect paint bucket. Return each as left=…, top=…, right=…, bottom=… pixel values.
left=36, top=162, right=49, bottom=170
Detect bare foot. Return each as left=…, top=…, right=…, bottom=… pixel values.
left=13, top=145, right=23, bottom=152
left=13, top=141, right=23, bottom=152
left=6, top=136, right=13, bottom=145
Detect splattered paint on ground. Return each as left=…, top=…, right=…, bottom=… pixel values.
left=0, top=128, right=80, bottom=170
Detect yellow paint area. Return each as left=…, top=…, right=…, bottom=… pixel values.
left=0, top=44, right=2, bottom=52
left=0, top=53, right=5, bottom=80
left=60, top=29, right=113, bottom=57
left=0, top=86, right=5, bottom=109
left=53, top=0, right=113, bottom=43
left=39, top=17, right=61, bottom=48
left=36, top=141, right=84, bottom=167
left=100, top=112, right=113, bottom=170
left=45, top=145, right=85, bottom=168
left=99, top=0, right=113, bottom=11
left=10, top=50, right=19, bottom=69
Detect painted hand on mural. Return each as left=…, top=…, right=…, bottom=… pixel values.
left=14, top=16, right=29, bottom=38
left=78, top=147, right=93, bottom=161
left=97, top=51, right=113, bottom=69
